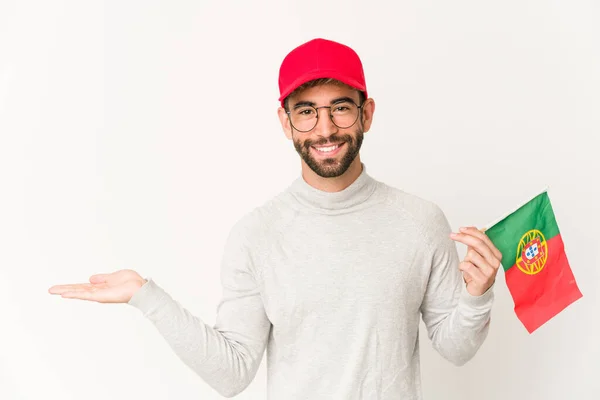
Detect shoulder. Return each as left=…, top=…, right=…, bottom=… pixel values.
left=227, top=190, right=291, bottom=246
left=219, top=193, right=289, bottom=277
left=378, top=182, right=453, bottom=242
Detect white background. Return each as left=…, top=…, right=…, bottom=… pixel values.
left=1, top=1, right=599, bottom=399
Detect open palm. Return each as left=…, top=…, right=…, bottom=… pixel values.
left=48, top=269, right=147, bottom=303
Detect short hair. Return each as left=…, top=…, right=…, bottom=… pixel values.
left=283, top=78, right=366, bottom=111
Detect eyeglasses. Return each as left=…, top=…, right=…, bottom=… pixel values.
left=286, top=99, right=363, bottom=133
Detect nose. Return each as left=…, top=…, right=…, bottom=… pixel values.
left=313, top=107, right=338, bottom=138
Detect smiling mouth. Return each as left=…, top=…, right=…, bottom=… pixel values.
left=312, top=142, right=344, bottom=154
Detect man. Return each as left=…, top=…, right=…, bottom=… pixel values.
left=49, top=38, right=502, bottom=399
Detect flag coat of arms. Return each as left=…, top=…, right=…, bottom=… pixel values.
left=484, top=189, right=582, bottom=333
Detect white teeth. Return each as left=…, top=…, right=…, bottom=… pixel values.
left=314, top=144, right=339, bottom=153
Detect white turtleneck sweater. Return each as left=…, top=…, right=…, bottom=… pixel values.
left=128, top=164, right=494, bottom=399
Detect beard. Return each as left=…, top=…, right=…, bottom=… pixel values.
left=293, top=127, right=364, bottom=178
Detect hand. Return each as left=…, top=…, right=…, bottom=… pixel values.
left=450, top=226, right=502, bottom=296
left=48, top=269, right=147, bottom=303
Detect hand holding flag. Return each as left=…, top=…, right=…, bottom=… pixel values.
left=450, top=227, right=503, bottom=296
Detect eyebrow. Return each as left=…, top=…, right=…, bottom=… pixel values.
left=291, top=96, right=357, bottom=110
left=292, top=101, right=316, bottom=109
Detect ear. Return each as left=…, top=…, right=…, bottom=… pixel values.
left=278, top=106, right=293, bottom=140
left=360, top=98, right=376, bottom=133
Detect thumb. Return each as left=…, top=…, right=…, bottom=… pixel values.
left=89, top=273, right=109, bottom=283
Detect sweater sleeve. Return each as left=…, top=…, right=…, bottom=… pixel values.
left=127, top=219, right=271, bottom=398
left=419, top=205, right=494, bottom=366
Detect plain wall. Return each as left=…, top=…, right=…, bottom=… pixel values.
left=1, top=1, right=599, bottom=399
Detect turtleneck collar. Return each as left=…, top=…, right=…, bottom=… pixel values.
left=287, top=164, right=379, bottom=213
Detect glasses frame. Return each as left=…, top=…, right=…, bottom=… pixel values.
left=286, top=99, right=364, bottom=133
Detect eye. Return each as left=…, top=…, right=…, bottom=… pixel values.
left=294, top=107, right=316, bottom=116
left=332, top=102, right=353, bottom=113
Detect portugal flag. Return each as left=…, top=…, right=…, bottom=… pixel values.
left=484, top=190, right=582, bottom=333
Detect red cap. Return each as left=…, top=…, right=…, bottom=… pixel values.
left=278, top=38, right=368, bottom=107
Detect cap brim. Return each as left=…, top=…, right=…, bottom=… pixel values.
left=278, top=69, right=367, bottom=105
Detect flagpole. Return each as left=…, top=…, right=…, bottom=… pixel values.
left=482, top=186, right=549, bottom=232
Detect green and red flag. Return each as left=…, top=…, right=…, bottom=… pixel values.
left=484, top=189, right=582, bottom=333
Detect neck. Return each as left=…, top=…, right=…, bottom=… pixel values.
left=300, top=156, right=363, bottom=192
left=288, top=160, right=377, bottom=213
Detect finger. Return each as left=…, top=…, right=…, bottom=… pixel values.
left=61, top=290, right=97, bottom=302
left=450, top=231, right=498, bottom=268
left=460, top=226, right=503, bottom=262
left=464, top=248, right=496, bottom=277
left=48, top=283, right=94, bottom=295
left=62, top=285, right=98, bottom=293
left=458, top=261, right=486, bottom=283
